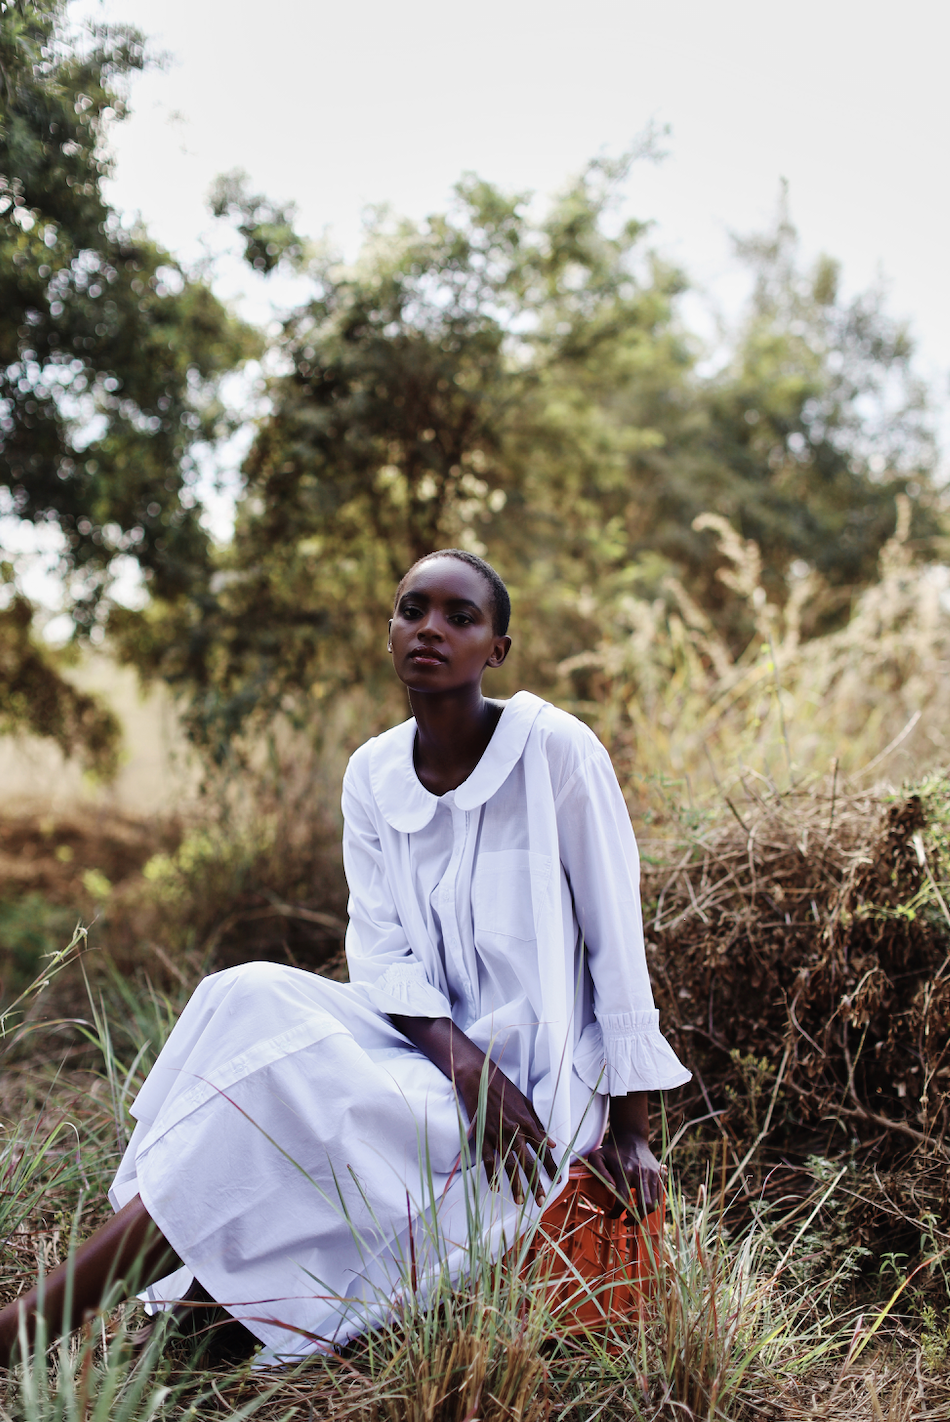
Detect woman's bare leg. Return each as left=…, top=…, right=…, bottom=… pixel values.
left=0, top=1195, right=180, bottom=1363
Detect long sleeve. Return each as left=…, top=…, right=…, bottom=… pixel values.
left=555, top=743, right=691, bottom=1096
left=341, top=764, right=453, bottom=1021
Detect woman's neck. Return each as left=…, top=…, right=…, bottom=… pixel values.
left=410, top=687, right=503, bottom=796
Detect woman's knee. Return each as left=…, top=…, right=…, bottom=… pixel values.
left=215, top=959, right=302, bottom=1001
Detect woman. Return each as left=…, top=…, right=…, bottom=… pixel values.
left=0, top=550, right=689, bottom=1364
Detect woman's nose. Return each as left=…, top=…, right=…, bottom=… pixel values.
left=417, top=612, right=445, bottom=640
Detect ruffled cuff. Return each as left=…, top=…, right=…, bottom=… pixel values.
left=358, top=962, right=453, bottom=1021
left=574, top=1009, right=692, bottom=1096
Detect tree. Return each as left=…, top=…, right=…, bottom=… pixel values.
left=0, top=562, right=118, bottom=772
left=625, top=190, right=939, bottom=634
left=119, top=163, right=941, bottom=754
left=129, top=152, right=696, bottom=751
left=0, top=0, right=254, bottom=764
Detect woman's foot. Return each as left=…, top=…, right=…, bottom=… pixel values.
left=129, top=1279, right=257, bottom=1363
left=128, top=1277, right=217, bottom=1352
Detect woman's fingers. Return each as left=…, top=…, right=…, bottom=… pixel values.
left=590, top=1145, right=641, bottom=1218
left=481, top=1131, right=551, bottom=1206
left=539, top=1138, right=559, bottom=1180
left=519, top=1143, right=548, bottom=1205
left=500, top=1098, right=558, bottom=1176
left=619, top=1156, right=663, bottom=1216
left=510, top=1126, right=557, bottom=1190
left=483, top=1138, right=526, bottom=1203
left=634, top=1172, right=656, bottom=1214
left=501, top=1138, right=549, bottom=1206
left=473, top=1075, right=559, bottom=1201
left=523, top=1103, right=559, bottom=1180
left=482, top=1142, right=501, bottom=1191
left=503, top=1148, right=525, bottom=1204
left=587, top=1147, right=623, bottom=1216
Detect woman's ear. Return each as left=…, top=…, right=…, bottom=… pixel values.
left=486, top=635, right=512, bottom=669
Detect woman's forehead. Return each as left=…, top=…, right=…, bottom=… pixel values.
left=397, top=557, right=490, bottom=607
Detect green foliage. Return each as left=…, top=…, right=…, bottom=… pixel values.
left=1, top=8, right=942, bottom=787
left=99, top=724, right=349, bottom=979
left=127, top=153, right=689, bottom=746
left=920, top=1299, right=950, bottom=1372
left=0, top=0, right=256, bottom=763
left=4, top=0, right=942, bottom=765
left=125, top=157, right=940, bottom=752
left=0, top=914, right=84, bottom=1045
left=0, top=1307, right=281, bottom=1421
left=0, top=572, right=119, bottom=773
left=208, top=168, right=305, bottom=275
left=0, top=1117, right=83, bottom=1261
left=662, top=187, right=938, bottom=629
left=0, top=891, right=75, bottom=1001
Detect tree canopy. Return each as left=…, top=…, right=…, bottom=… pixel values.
left=675, top=192, right=937, bottom=622
left=119, top=157, right=692, bottom=749
left=122, top=162, right=940, bottom=755
left=2, top=4, right=941, bottom=766
left=0, top=0, right=254, bottom=768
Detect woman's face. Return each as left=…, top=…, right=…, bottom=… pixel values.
left=389, top=557, right=511, bottom=694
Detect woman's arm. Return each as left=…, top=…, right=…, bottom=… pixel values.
left=588, top=1090, right=665, bottom=1214
left=342, top=765, right=454, bottom=1019
left=390, top=1014, right=557, bottom=1204
left=555, top=742, right=688, bottom=1211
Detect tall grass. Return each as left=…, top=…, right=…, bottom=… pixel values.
left=1, top=943, right=946, bottom=1420
left=1, top=1307, right=275, bottom=1422
left=561, top=499, right=950, bottom=815
left=102, top=715, right=354, bottom=987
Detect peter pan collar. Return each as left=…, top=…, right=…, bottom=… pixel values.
left=368, top=690, right=546, bottom=832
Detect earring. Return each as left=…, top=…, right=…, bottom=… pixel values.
left=387, top=644, right=393, bottom=653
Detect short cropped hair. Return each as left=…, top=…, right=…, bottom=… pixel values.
left=396, top=549, right=511, bottom=636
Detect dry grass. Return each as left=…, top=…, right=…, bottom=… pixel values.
left=562, top=499, right=950, bottom=816
left=0, top=940, right=947, bottom=1419
left=641, top=773, right=950, bottom=1263
left=1, top=778, right=949, bottom=1415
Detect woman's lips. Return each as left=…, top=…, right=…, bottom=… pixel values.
left=408, top=649, right=446, bottom=664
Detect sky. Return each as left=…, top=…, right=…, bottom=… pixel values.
left=76, top=0, right=950, bottom=402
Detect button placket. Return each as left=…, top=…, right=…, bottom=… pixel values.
left=440, top=806, right=476, bottom=1015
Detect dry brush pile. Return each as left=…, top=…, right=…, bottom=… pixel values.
left=643, top=771, right=950, bottom=1273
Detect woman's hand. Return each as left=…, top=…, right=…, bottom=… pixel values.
left=390, top=1014, right=557, bottom=1204
left=454, top=1055, right=559, bottom=1206
left=588, top=1128, right=665, bottom=1216
left=587, top=1090, right=666, bottom=1216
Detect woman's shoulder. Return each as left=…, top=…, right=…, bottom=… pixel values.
left=529, top=697, right=604, bottom=750
left=525, top=697, right=611, bottom=784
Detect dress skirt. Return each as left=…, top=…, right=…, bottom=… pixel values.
left=109, top=962, right=605, bottom=1362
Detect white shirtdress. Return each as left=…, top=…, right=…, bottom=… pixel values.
left=109, top=691, right=689, bottom=1362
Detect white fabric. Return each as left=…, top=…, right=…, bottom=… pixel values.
left=109, top=690, right=689, bottom=1362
